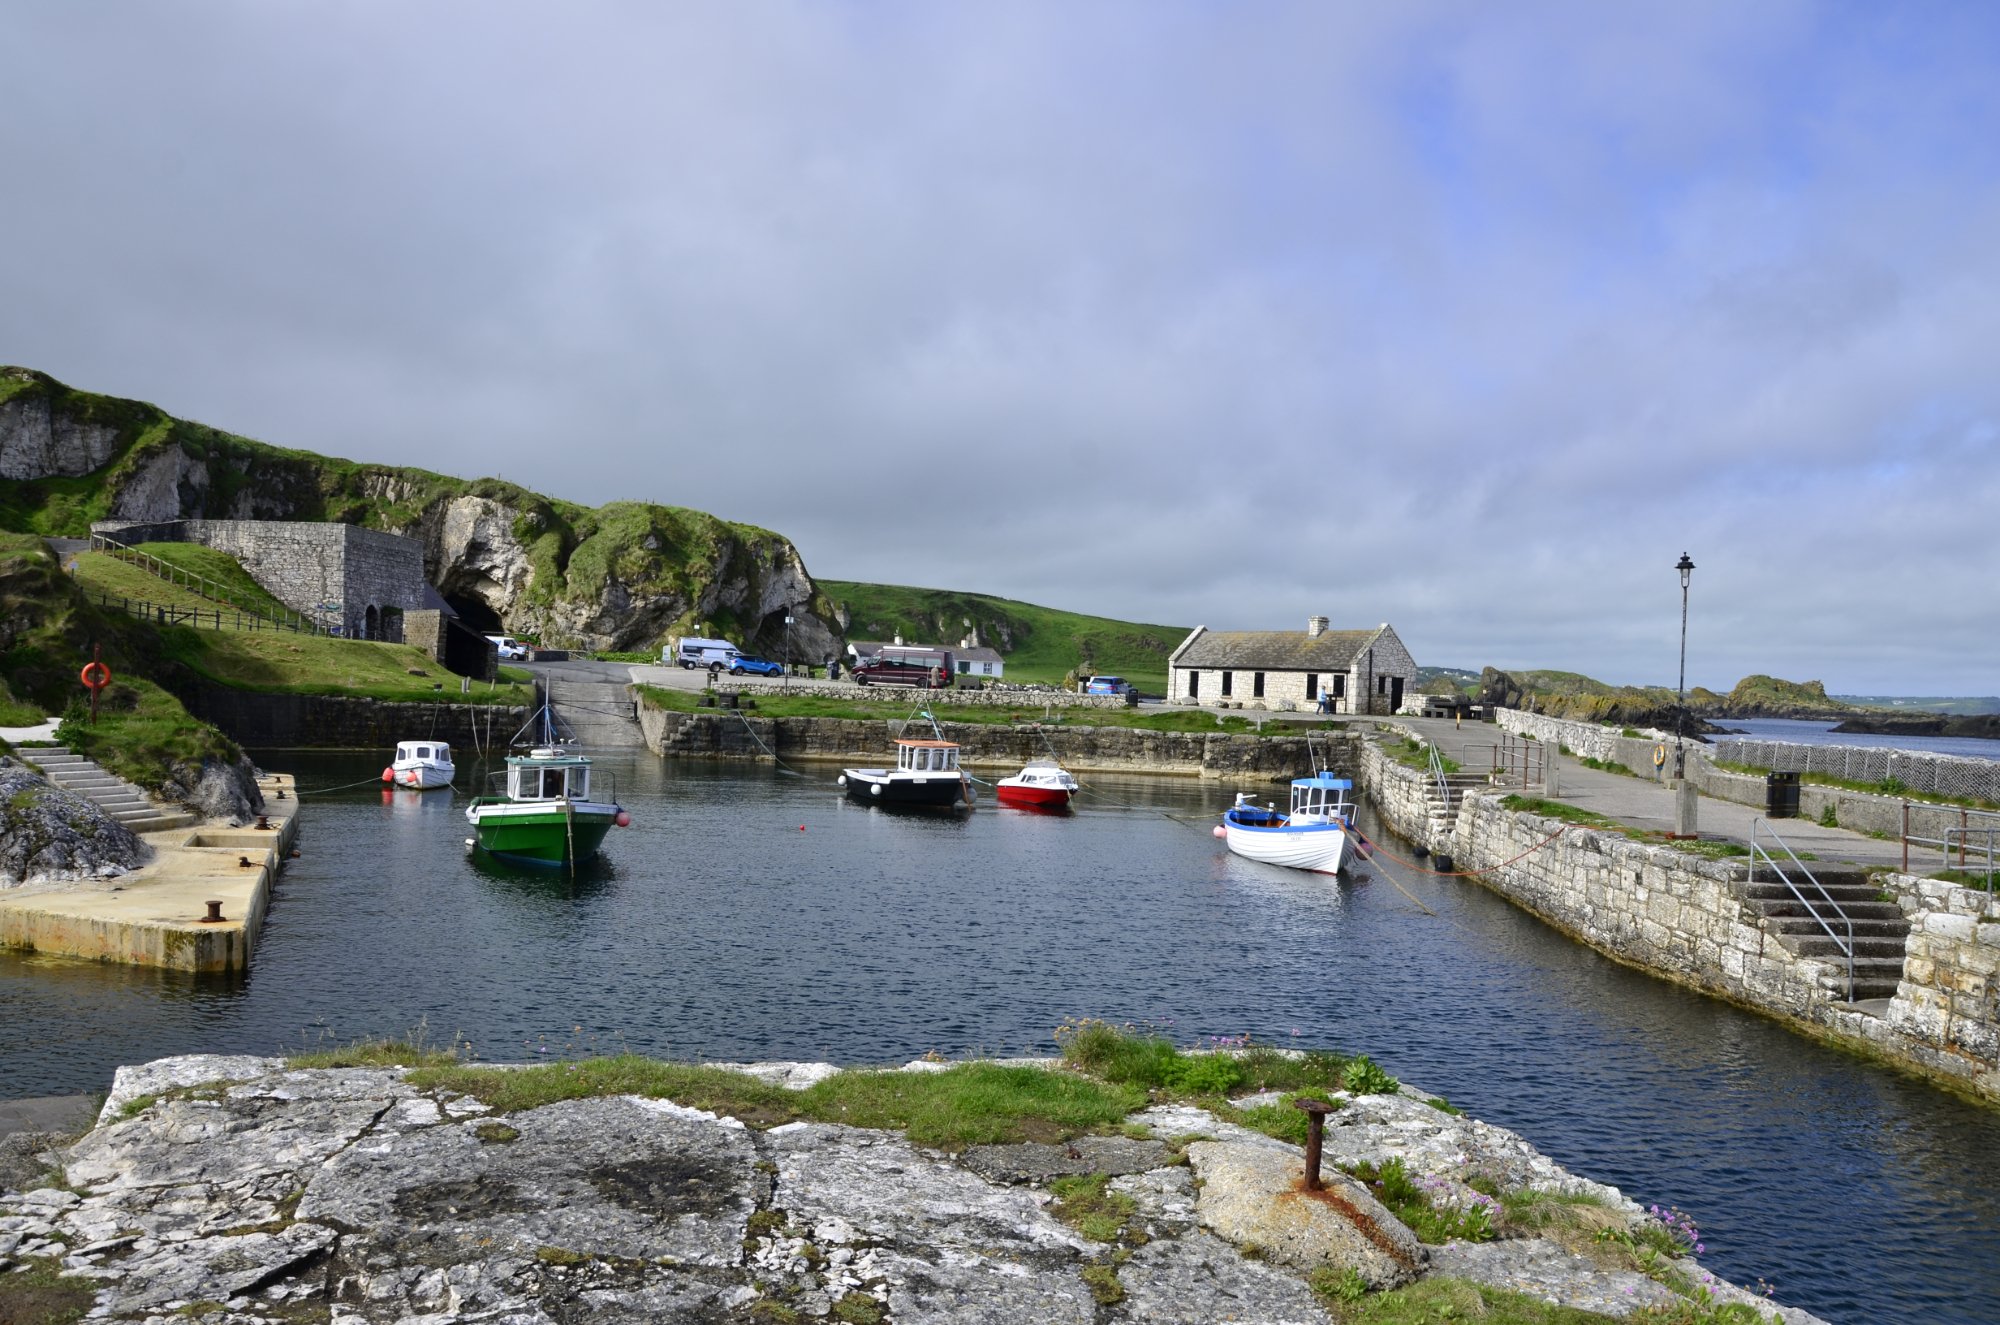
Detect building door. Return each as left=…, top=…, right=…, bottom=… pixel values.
left=1390, top=676, right=1404, bottom=711
left=1188, top=671, right=1199, bottom=698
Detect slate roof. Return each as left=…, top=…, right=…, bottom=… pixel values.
left=1171, top=626, right=1388, bottom=672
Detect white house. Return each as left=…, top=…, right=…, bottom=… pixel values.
left=1167, top=618, right=1417, bottom=714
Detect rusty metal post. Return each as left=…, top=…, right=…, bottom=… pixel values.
left=1293, top=1097, right=1333, bottom=1190
left=200, top=900, right=225, bottom=923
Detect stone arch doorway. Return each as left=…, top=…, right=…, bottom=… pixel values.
left=364, top=605, right=380, bottom=640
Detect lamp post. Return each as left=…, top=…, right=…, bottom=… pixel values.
left=784, top=614, right=794, bottom=693
left=1674, top=553, right=1694, bottom=777
left=1672, top=553, right=1698, bottom=839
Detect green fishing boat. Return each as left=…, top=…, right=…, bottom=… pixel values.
left=464, top=703, right=629, bottom=865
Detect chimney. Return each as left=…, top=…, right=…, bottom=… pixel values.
left=1307, top=616, right=1328, bottom=637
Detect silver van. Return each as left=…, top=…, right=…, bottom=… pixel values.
left=670, top=637, right=741, bottom=670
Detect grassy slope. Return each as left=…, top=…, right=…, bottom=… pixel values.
left=819, top=580, right=1188, bottom=692
left=72, top=547, right=299, bottom=622
left=0, top=532, right=240, bottom=788
left=71, top=545, right=534, bottom=705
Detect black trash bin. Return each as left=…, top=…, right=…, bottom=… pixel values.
left=1766, top=770, right=1801, bottom=818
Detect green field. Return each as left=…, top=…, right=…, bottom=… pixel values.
left=818, top=580, right=1187, bottom=693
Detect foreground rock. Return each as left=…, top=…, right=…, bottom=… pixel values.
left=0, top=1055, right=1831, bottom=1324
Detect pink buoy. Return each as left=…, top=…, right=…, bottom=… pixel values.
left=381, top=768, right=393, bottom=782
left=1212, top=825, right=1227, bottom=839
left=614, top=810, right=632, bottom=828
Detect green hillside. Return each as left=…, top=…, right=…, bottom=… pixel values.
left=818, top=581, right=1188, bottom=692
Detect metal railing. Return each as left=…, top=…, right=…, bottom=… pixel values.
left=1488, top=733, right=1546, bottom=790
left=1427, top=743, right=1452, bottom=812
left=1902, top=803, right=2000, bottom=889
left=87, top=533, right=322, bottom=634
left=1750, top=817, right=1857, bottom=1002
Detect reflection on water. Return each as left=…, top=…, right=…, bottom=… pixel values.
left=2, top=751, right=1997, bottom=1322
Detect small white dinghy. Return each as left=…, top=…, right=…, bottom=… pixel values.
left=384, top=740, right=455, bottom=790
left=1216, top=774, right=1353, bottom=874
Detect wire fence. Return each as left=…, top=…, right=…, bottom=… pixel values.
left=1714, top=739, right=2000, bottom=804
left=88, top=590, right=318, bottom=635
left=87, top=533, right=323, bottom=634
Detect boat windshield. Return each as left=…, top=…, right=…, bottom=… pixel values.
left=510, top=763, right=589, bottom=800
left=898, top=744, right=957, bottom=772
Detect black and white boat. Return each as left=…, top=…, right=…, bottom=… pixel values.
left=838, top=737, right=972, bottom=809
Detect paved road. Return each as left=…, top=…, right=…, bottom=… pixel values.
left=1397, top=715, right=1908, bottom=870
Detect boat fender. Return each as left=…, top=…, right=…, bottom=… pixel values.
left=381, top=768, right=394, bottom=782
left=1212, top=825, right=1226, bottom=839
left=614, top=810, right=631, bottom=828
left=871, top=784, right=881, bottom=796
left=836, top=775, right=847, bottom=787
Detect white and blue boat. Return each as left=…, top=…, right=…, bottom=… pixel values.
left=1218, top=774, right=1354, bottom=874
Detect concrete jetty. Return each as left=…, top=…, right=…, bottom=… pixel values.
left=0, top=771, right=299, bottom=974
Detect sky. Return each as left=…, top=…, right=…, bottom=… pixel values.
left=2, top=2, right=1996, bottom=695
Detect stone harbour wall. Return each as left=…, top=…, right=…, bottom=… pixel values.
left=182, top=688, right=528, bottom=752
left=640, top=707, right=1352, bottom=781
left=1884, top=877, right=2000, bottom=1087
left=1356, top=732, right=2000, bottom=1101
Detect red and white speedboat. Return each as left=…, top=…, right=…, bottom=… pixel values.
left=995, top=760, right=1079, bottom=809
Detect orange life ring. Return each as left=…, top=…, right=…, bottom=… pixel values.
left=79, top=661, right=113, bottom=690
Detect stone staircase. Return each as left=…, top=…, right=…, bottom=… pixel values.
left=1418, top=772, right=1488, bottom=843
left=1741, top=864, right=1910, bottom=1003
left=29, top=746, right=198, bottom=833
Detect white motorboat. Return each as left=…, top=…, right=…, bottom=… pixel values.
left=1217, top=774, right=1353, bottom=874
left=383, top=740, right=455, bottom=790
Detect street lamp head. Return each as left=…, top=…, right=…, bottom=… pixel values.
left=1676, top=552, right=1695, bottom=589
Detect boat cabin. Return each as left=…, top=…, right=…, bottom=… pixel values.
left=507, top=751, right=592, bottom=801
left=395, top=742, right=452, bottom=765
left=1289, top=774, right=1352, bottom=824
left=895, top=739, right=960, bottom=773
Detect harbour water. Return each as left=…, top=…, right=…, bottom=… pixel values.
left=1715, top=716, right=2000, bottom=762
left=4, top=752, right=1999, bottom=1323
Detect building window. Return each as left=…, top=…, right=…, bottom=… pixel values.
left=983, top=662, right=993, bottom=674
left=1221, top=671, right=1233, bottom=697
left=1332, top=674, right=1346, bottom=698
left=1306, top=674, right=1318, bottom=700
left=1378, top=675, right=1388, bottom=694
left=1252, top=672, right=1265, bottom=698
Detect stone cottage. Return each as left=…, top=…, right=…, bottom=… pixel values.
left=1167, top=618, right=1417, bottom=714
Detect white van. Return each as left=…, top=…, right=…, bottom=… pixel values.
left=669, top=637, right=741, bottom=670
left=485, top=635, right=529, bottom=661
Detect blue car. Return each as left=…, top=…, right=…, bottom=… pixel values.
left=729, top=656, right=785, bottom=677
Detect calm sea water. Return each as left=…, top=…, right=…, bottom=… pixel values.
left=4, top=751, right=1998, bottom=1324
left=1716, top=716, right=2000, bottom=762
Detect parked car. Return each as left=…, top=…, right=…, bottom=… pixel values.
left=729, top=655, right=785, bottom=677
left=1084, top=676, right=1133, bottom=696
left=485, top=635, right=529, bottom=661
left=853, top=657, right=952, bottom=688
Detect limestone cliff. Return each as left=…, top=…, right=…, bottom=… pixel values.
left=0, top=366, right=840, bottom=656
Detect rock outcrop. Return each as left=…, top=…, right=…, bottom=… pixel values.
left=0, top=366, right=842, bottom=657
left=0, top=1054, right=1831, bottom=1324
left=0, top=761, right=151, bottom=887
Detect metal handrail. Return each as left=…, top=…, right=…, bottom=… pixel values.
left=1749, top=817, right=1856, bottom=1002
left=88, top=533, right=323, bottom=634
left=1427, top=743, right=1452, bottom=811
left=1901, top=803, right=2000, bottom=889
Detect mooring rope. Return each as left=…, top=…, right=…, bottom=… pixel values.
left=726, top=705, right=807, bottom=777
left=1342, top=822, right=1568, bottom=879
